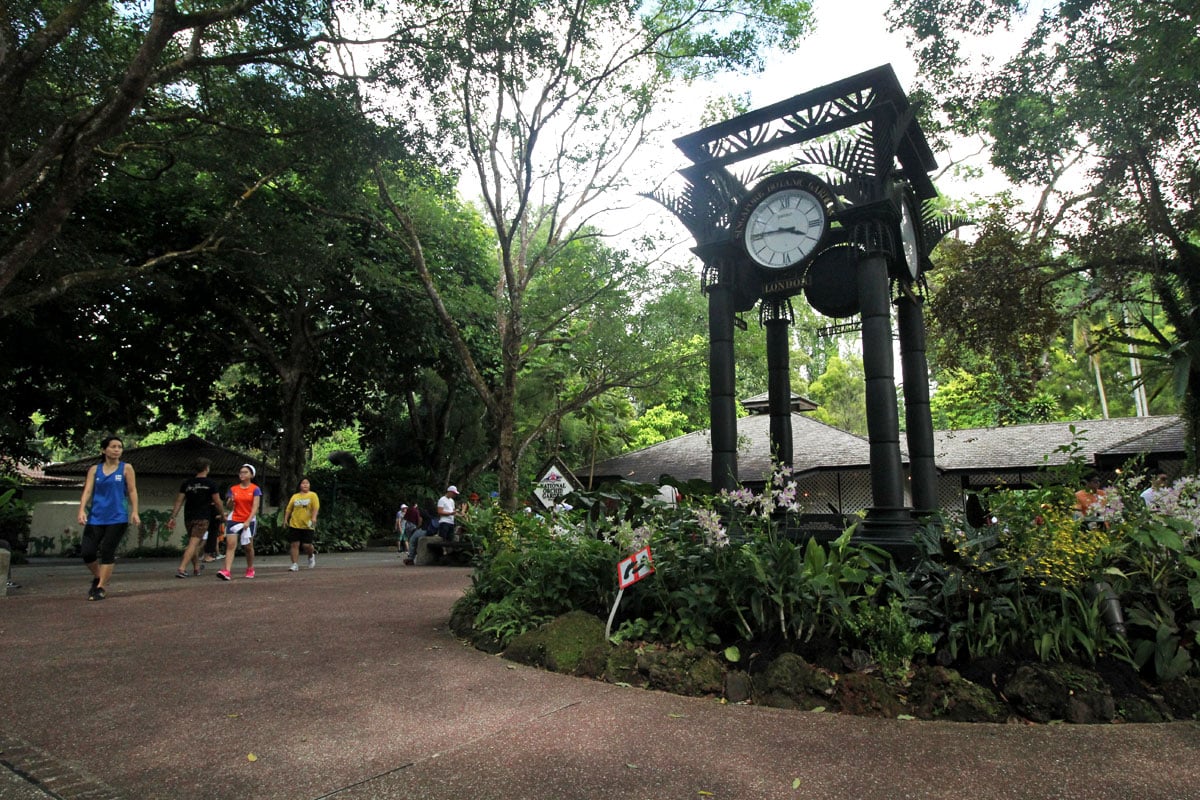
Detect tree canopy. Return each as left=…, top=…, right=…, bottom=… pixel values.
left=352, top=0, right=816, bottom=507
left=0, top=0, right=367, bottom=309
left=891, top=0, right=1200, bottom=463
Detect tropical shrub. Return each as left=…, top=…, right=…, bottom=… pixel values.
left=125, top=509, right=181, bottom=557
left=253, top=498, right=374, bottom=555
left=313, top=498, right=374, bottom=552
left=456, top=500, right=618, bottom=647
left=456, top=455, right=1200, bottom=688
left=0, top=478, right=32, bottom=553
left=1091, top=473, right=1200, bottom=682
left=843, top=595, right=934, bottom=681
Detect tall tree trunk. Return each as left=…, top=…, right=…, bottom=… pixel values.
left=1187, top=369, right=1200, bottom=475
left=1092, top=354, right=1109, bottom=419
left=495, top=318, right=522, bottom=510
left=279, top=369, right=309, bottom=510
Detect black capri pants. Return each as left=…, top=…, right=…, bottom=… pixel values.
left=81, top=523, right=128, bottom=565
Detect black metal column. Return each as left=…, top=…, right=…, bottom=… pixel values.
left=765, top=303, right=793, bottom=468
left=858, top=254, right=905, bottom=508
left=708, top=283, right=739, bottom=492
left=856, top=253, right=914, bottom=555
left=897, top=292, right=938, bottom=515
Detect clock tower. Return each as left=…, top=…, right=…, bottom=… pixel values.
left=653, top=65, right=961, bottom=556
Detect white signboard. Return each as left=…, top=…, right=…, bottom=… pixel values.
left=535, top=465, right=575, bottom=509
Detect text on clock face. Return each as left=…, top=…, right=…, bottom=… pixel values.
left=747, top=190, right=825, bottom=265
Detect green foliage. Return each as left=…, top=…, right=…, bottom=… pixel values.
left=626, top=405, right=691, bottom=451
left=457, top=510, right=618, bottom=647
left=894, top=518, right=1125, bottom=671
left=475, top=596, right=553, bottom=645
left=314, top=500, right=375, bottom=552
left=930, top=369, right=1056, bottom=430
left=308, top=427, right=366, bottom=473
left=27, top=536, right=58, bottom=557
left=251, top=517, right=290, bottom=556
left=1095, top=475, right=1200, bottom=682
left=138, top=510, right=175, bottom=550
left=844, top=596, right=934, bottom=682
left=457, top=452, right=1200, bottom=687
left=0, top=479, right=32, bottom=551
left=924, top=209, right=1065, bottom=422
left=984, top=486, right=1113, bottom=586
left=894, top=0, right=1200, bottom=466
left=806, top=356, right=868, bottom=435
left=253, top=496, right=375, bottom=555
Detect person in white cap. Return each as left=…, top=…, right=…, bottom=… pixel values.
left=404, top=486, right=457, bottom=565
left=437, top=486, right=459, bottom=540
left=395, top=504, right=409, bottom=555
left=395, top=501, right=421, bottom=557
left=219, top=464, right=261, bottom=580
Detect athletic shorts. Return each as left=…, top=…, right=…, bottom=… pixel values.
left=227, top=519, right=256, bottom=546
left=288, top=528, right=315, bottom=545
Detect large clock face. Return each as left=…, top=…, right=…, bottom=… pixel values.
left=899, top=196, right=921, bottom=279
left=743, top=188, right=827, bottom=269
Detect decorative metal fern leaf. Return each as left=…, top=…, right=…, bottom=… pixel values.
left=920, top=202, right=972, bottom=254
left=796, top=135, right=875, bottom=181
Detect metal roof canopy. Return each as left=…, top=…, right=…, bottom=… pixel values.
left=673, top=64, right=938, bottom=203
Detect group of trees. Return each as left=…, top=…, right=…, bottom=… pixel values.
left=889, top=0, right=1198, bottom=464
left=1, top=0, right=816, bottom=505
left=3, top=0, right=1197, bottom=506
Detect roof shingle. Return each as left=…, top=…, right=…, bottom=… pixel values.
left=39, top=435, right=276, bottom=481
left=588, top=414, right=1186, bottom=486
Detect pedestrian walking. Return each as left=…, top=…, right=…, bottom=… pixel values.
left=167, top=458, right=226, bottom=578
left=220, top=464, right=261, bottom=580
left=76, top=436, right=140, bottom=601
left=201, top=510, right=224, bottom=563
left=284, top=477, right=320, bottom=572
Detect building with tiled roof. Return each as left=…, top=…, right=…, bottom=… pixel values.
left=37, top=435, right=276, bottom=484
left=930, top=416, right=1183, bottom=476
left=586, top=406, right=1187, bottom=528
left=21, top=436, right=277, bottom=555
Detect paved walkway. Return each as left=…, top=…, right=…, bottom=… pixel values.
left=1, top=551, right=1198, bottom=800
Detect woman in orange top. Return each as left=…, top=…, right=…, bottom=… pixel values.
left=219, top=464, right=262, bottom=580
left=1074, top=473, right=1107, bottom=529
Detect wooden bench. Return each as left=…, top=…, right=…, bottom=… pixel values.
left=414, top=535, right=476, bottom=566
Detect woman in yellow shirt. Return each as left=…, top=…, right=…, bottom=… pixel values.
left=284, top=477, right=320, bottom=571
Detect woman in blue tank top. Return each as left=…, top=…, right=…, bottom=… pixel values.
left=76, top=436, right=141, bottom=601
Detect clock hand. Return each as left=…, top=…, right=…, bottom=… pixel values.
left=751, top=226, right=811, bottom=239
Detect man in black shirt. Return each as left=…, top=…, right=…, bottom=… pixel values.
left=167, top=458, right=227, bottom=577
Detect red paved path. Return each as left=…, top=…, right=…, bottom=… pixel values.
left=1, top=551, right=1198, bottom=799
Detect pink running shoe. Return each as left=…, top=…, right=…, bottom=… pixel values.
left=218, top=570, right=232, bottom=581
left=244, top=568, right=256, bottom=579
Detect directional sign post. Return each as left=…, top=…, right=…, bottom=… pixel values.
left=606, top=546, right=655, bottom=639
